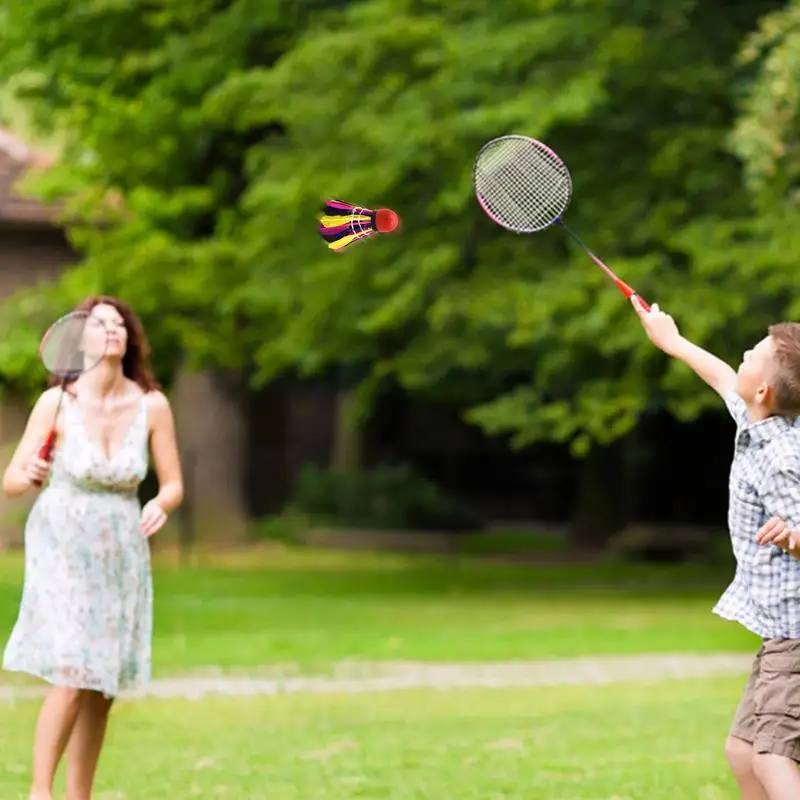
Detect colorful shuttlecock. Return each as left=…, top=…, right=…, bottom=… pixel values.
left=318, top=199, right=400, bottom=253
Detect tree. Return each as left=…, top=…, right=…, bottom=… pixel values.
left=0, top=0, right=338, bottom=384
left=731, top=0, right=800, bottom=200
left=0, top=0, right=792, bottom=539
left=199, top=0, right=789, bottom=451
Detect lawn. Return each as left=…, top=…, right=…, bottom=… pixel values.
left=0, top=548, right=755, bottom=798
left=0, top=547, right=758, bottom=677
left=0, top=676, right=745, bottom=799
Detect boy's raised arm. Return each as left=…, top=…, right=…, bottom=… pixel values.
left=631, top=296, right=737, bottom=399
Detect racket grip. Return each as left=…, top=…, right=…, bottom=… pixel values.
left=611, top=274, right=650, bottom=313
left=31, top=430, right=57, bottom=488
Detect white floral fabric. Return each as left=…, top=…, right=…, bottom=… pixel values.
left=3, top=394, right=152, bottom=697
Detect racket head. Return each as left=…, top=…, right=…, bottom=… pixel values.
left=473, top=135, right=573, bottom=233
left=39, top=310, right=108, bottom=379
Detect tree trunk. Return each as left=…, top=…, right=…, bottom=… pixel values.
left=569, top=439, right=627, bottom=547
left=330, top=387, right=364, bottom=474
left=170, top=367, right=249, bottom=545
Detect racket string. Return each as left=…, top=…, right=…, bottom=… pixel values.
left=474, top=138, right=572, bottom=233
left=482, top=145, right=565, bottom=228
left=39, top=312, right=105, bottom=378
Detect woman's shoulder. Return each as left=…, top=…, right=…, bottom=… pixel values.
left=35, top=386, right=68, bottom=411
left=143, top=388, right=173, bottom=417
left=25, top=387, right=71, bottom=428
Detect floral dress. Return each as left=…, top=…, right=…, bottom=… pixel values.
left=3, top=394, right=153, bottom=697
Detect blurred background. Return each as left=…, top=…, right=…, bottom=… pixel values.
left=1, top=2, right=800, bottom=797
left=3, top=0, right=796, bottom=565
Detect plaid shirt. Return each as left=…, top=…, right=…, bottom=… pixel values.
left=713, top=391, right=800, bottom=638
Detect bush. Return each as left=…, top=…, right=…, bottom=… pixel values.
left=291, top=463, right=480, bottom=532
left=604, top=524, right=732, bottom=565
left=250, top=508, right=311, bottom=545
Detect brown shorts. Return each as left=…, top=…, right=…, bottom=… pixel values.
left=730, top=638, right=800, bottom=762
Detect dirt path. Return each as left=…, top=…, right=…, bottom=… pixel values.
left=0, top=653, right=753, bottom=701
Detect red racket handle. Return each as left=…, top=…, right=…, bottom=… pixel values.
left=558, top=222, right=650, bottom=313
left=591, top=257, right=650, bottom=313
left=605, top=273, right=651, bottom=313
left=31, top=429, right=57, bottom=488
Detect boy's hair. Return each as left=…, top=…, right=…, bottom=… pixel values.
left=769, top=322, right=800, bottom=415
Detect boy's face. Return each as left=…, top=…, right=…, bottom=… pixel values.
left=737, top=335, right=776, bottom=408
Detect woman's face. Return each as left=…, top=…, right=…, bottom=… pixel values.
left=83, top=303, right=128, bottom=362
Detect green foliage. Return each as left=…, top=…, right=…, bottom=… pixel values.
left=723, top=0, right=800, bottom=341
left=250, top=508, right=310, bottom=545
left=0, top=0, right=792, bottom=451
left=731, top=0, right=800, bottom=197
left=292, top=463, right=479, bottom=531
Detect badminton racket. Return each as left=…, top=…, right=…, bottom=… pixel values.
left=33, top=310, right=108, bottom=487
left=473, top=135, right=650, bottom=312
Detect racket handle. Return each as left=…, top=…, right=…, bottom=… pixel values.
left=576, top=241, right=651, bottom=314
left=31, top=429, right=57, bottom=488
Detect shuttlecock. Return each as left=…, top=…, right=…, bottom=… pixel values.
left=318, top=198, right=400, bottom=253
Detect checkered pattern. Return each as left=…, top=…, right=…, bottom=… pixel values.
left=713, top=392, right=800, bottom=638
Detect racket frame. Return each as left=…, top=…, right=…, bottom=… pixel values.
left=473, top=134, right=650, bottom=311
left=32, top=311, right=108, bottom=487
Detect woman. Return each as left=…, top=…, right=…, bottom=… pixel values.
left=2, top=296, right=183, bottom=800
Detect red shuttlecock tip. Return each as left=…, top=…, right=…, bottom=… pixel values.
left=374, top=208, right=400, bottom=233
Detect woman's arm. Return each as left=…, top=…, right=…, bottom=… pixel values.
left=147, top=391, right=183, bottom=514
left=2, top=389, right=62, bottom=497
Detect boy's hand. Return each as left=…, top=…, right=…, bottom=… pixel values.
left=756, top=516, right=798, bottom=551
left=631, top=298, right=683, bottom=356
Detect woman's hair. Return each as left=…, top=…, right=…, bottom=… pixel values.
left=53, top=295, right=161, bottom=392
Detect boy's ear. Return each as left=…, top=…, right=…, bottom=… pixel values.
left=756, top=382, right=776, bottom=407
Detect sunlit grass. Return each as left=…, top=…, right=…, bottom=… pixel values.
left=0, top=676, right=745, bottom=798
left=0, top=547, right=758, bottom=678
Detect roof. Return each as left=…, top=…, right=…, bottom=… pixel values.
left=0, top=127, right=58, bottom=225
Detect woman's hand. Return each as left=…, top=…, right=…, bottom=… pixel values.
left=140, top=499, right=168, bottom=538
left=3, top=389, right=62, bottom=497
left=26, top=457, right=51, bottom=487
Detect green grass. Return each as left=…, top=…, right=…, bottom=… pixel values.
left=0, top=548, right=754, bottom=797
left=0, top=547, right=759, bottom=677
left=0, top=676, right=746, bottom=798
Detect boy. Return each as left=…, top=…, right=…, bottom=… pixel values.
left=632, top=297, right=800, bottom=800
